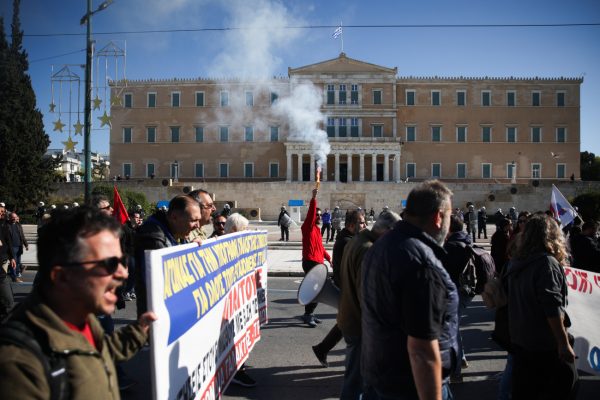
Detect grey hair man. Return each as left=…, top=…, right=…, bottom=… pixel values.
left=187, top=189, right=216, bottom=243
left=337, top=210, right=401, bottom=399
left=361, top=180, right=459, bottom=400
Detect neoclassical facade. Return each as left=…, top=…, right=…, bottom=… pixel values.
left=110, top=53, right=581, bottom=184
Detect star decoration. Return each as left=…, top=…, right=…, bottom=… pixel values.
left=73, top=120, right=84, bottom=135
left=62, top=136, right=78, bottom=152
left=53, top=118, right=66, bottom=132
left=98, top=111, right=112, bottom=128
left=92, top=96, right=102, bottom=110
left=111, top=95, right=122, bottom=107
left=49, top=103, right=56, bottom=113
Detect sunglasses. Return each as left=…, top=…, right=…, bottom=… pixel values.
left=215, top=221, right=226, bottom=226
left=62, top=256, right=128, bottom=276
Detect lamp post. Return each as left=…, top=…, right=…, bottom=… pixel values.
left=81, top=0, right=113, bottom=204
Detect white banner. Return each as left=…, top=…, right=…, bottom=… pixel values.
left=564, top=267, right=600, bottom=375
left=146, top=231, right=269, bottom=399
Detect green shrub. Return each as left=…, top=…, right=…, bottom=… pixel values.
left=572, top=192, right=600, bottom=222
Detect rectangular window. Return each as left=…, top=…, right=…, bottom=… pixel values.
left=327, top=84, right=335, bottom=105
left=532, top=91, right=541, bottom=106
left=351, top=84, right=359, bottom=104
left=146, top=163, right=154, bottom=178
left=147, top=126, right=156, bottom=143
left=244, top=163, right=254, bottom=178
left=557, top=92, right=565, bottom=107
left=195, top=127, right=204, bottom=143
left=406, top=163, right=416, bottom=178
left=123, top=163, right=132, bottom=178
left=482, top=163, right=492, bottom=179
left=195, top=163, right=204, bottom=178
left=556, top=164, right=566, bottom=179
left=482, top=126, right=491, bottom=142
left=123, top=127, right=132, bottom=143
left=270, top=126, right=279, bottom=142
left=372, top=125, right=383, bottom=137
left=220, top=91, right=229, bottom=107
left=406, top=126, right=416, bottom=142
left=507, top=127, right=517, bottom=143
left=431, top=90, right=441, bottom=106
left=507, top=91, right=516, bottom=107
left=457, top=163, right=466, bottom=178
left=507, top=163, right=516, bottom=179
left=457, top=126, right=467, bottom=142
left=170, top=126, right=180, bottom=143
left=124, top=93, right=132, bottom=108
left=431, top=126, right=441, bottom=142
left=531, top=127, right=541, bottom=143
left=482, top=90, right=491, bottom=106
left=195, top=92, right=205, bottom=107
left=456, top=90, right=466, bottom=106
left=327, top=118, right=336, bottom=137
left=350, top=118, right=359, bottom=137
left=171, top=92, right=180, bottom=107
left=269, top=162, right=279, bottom=178
left=431, top=163, right=441, bottom=178
left=219, top=163, right=229, bottom=178
left=373, top=89, right=382, bottom=105
left=220, top=126, right=229, bottom=142
left=245, top=126, right=254, bottom=142
left=271, top=92, right=278, bottom=104
left=338, top=118, right=347, bottom=137
left=339, top=84, right=347, bottom=105
left=406, top=90, right=415, bottom=106
left=245, top=91, right=254, bottom=107
left=531, top=163, right=541, bottom=179
left=147, top=92, right=156, bottom=108
left=556, top=127, right=566, bottom=143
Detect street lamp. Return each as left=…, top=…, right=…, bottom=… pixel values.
left=81, top=0, right=113, bottom=204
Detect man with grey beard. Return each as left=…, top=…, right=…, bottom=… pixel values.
left=361, top=180, right=458, bottom=400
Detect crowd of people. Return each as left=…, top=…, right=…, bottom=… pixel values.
left=0, top=183, right=598, bottom=399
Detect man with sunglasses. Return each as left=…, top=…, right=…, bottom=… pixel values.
left=209, top=214, right=227, bottom=238
left=0, top=206, right=157, bottom=399
left=134, top=195, right=202, bottom=317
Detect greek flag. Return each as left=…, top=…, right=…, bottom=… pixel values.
left=332, top=26, right=342, bottom=39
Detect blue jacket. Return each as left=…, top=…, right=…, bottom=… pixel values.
left=361, top=221, right=458, bottom=397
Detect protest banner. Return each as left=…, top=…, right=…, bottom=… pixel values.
left=564, top=266, right=600, bottom=375
left=146, top=230, right=269, bottom=399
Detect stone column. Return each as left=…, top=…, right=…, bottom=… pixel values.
left=371, top=153, right=377, bottom=182
left=335, top=153, right=340, bottom=182
left=297, top=152, right=303, bottom=182
left=310, top=154, right=315, bottom=182
left=394, top=151, right=401, bottom=182
left=347, top=153, right=353, bottom=182
left=359, top=153, right=365, bottom=182
left=321, top=156, right=328, bottom=182
left=384, top=153, right=390, bottom=181
left=286, top=151, right=292, bottom=182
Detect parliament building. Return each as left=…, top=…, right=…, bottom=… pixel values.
left=110, top=53, right=582, bottom=186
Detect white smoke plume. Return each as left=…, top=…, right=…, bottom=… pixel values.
left=273, top=79, right=330, bottom=167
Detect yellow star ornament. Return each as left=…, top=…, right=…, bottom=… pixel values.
left=73, top=120, right=84, bottom=135
left=92, top=96, right=102, bottom=110
left=53, top=118, right=66, bottom=132
left=49, top=103, right=56, bottom=113
left=111, top=95, right=122, bottom=107
left=62, top=136, right=78, bottom=152
left=98, top=111, right=112, bottom=128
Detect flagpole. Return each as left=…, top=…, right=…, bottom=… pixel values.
left=340, top=21, right=344, bottom=53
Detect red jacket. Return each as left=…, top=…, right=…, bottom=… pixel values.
left=301, top=197, right=331, bottom=264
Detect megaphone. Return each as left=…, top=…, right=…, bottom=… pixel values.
left=297, top=264, right=340, bottom=309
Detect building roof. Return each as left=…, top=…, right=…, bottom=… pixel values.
left=289, top=52, right=397, bottom=76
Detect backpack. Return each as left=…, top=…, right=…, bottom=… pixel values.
left=482, top=276, right=508, bottom=309
left=458, top=244, right=496, bottom=297
left=0, top=320, right=70, bottom=400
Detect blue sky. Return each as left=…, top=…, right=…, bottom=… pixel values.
left=2, top=0, right=599, bottom=156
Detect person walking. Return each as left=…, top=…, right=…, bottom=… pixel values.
left=6, top=212, right=28, bottom=283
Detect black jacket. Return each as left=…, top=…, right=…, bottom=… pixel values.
left=571, top=234, right=600, bottom=273
left=443, top=230, right=473, bottom=284
left=332, top=228, right=355, bottom=287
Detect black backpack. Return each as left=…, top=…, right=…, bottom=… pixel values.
left=0, top=320, right=70, bottom=400
left=458, top=244, right=496, bottom=297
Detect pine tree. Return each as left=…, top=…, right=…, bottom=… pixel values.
left=0, top=0, right=58, bottom=210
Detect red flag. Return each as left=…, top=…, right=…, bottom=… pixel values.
left=113, top=185, right=129, bottom=225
